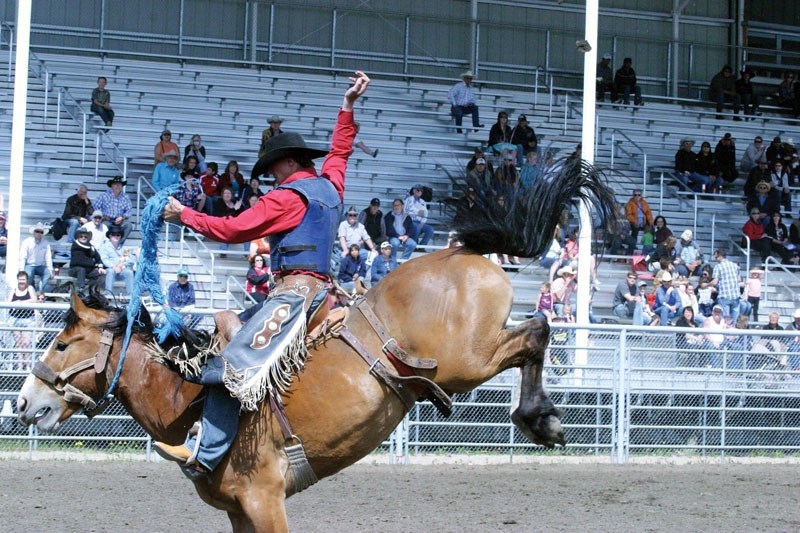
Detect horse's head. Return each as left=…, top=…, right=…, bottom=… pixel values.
left=16, top=291, right=127, bottom=432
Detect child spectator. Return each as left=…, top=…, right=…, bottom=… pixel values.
left=371, top=241, right=396, bottom=284
left=200, top=162, right=220, bottom=215
left=69, top=227, right=106, bottom=293
left=338, top=244, right=366, bottom=293
left=533, top=282, right=554, bottom=321
left=746, top=267, right=763, bottom=322
left=640, top=223, right=655, bottom=256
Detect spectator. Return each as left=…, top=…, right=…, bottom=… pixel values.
left=613, top=272, right=645, bottom=324
left=404, top=184, right=434, bottom=246
left=493, top=153, right=520, bottom=200
left=770, top=160, right=792, bottom=213
left=696, top=267, right=716, bottom=317
left=777, top=72, right=798, bottom=115
left=488, top=111, right=514, bottom=156
left=614, top=57, right=643, bottom=106
left=153, top=150, right=181, bottom=191
left=786, top=310, right=800, bottom=369
left=746, top=267, right=763, bottom=323
left=702, top=305, right=729, bottom=365
left=529, top=281, right=554, bottom=321
left=258, top=116, right=283, bottom=159
left=0, top=211, right=7, bottom=258
left=241, top=177, right=265, bottom=207
left=714, top=133, right=738, bottom=187
left=596, top=52, right=617, bottom=103
left=154, top=129, right=179, bottom=166
left=94, top=175, right=133, bottom=245
left=19, top=222, right=53, bottom=293
left=353, top=121, right=378, bottom=158
left=466, top=146, right=494, bottom=174
left=448, top=70, right=483, bottom=133
left=166, top=267, right=198, bottom=326
left=245, top=254, right=270, bottom=304
left=673, top=229, right=703, bottom=277
left=510, top=114, right=538, bottom=167
left=625, top=189, right=653, bottom=244
left=744, top=156, right=771, bottom=197
left=99, top=224, right=135, bottom=296
left=765, top=212, right=799, bottom=265
left=384, top=198, right=417, bottom=260
left=742, top=207, right=771, bottom=264
left=640, top=223, right=655, bottom=256
left=81, top=210, right=108, bottom=249
left=338, top=205, right=376, bottom=262
left=695, top=141, right=719, bottom=193
left=90, top=76, right=114, bottom=128
left=337, top=243, right=366, bottom=293
left=8, top=271, right=36, bottom=371
left=551, top=264, right=577, bottom=317
left=183, top=134, right=207, bottom=172
left=200, top=162, right=221, bottom=215
left=710, top=249, right=742, bottom=324
left=174, top=174, right=206, bottom=212
left=708, top=65, right=740, bottom=120
left=677, top=280, right=703, bottom=325
left=214, top=187, right=245, bottom=256
left=746, top=180, right=781, bottom=221
left=652, top=271, right=682, bottom=325
left=219, top=160, right=246, bottom=201
left=468, top=157, right=494, bottom=195
left=790, top=212, right=800, bottom=246
left=519, top=151, right=542, bottom=190
left=606, top=203, right=635, bottom=257
left=180, top=155, right=201, bottom=181
left=538, top=227, right=563, bottom=280
left=358, top=198, right=385, bottom=246
left=68, top=227, right=106, bottom=293
left=653, top=215, right=673, bottom=245
left=766, top=136, right=784, bottom=166
left=735, top=70, right=760, bottom=120
left=370, top=241, right=396, bottom=284
left=673, top=138, right=712, bottom=191
left=675, top=306, right=704, bottom=356
left=61, top=183, right=93, bottom=244
left=740, top=136, right=766, bottom=173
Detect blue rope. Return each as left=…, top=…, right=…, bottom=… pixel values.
left=104, top=185, right=184, bottom=401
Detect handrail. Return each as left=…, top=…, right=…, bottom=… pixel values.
left=762, top=256, right=800, bottom=303
left=56, top=88, right=88, bottom=165
left=94, top=129, right=128, bottom=180
left=604, top=127, right=649, bottom=193
left=0, top=21, right=13, bottom=82
left=225, top=275, right=256, bottom=311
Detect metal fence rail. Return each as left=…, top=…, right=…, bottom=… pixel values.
left=1, top=310, right=799, bottom=464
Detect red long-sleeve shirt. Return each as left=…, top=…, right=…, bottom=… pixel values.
left=181, top=109, right=355, bottom=243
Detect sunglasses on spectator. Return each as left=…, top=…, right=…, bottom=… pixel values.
left=633, top=193, right=641, bottom=197
left=94, top=216, right=103, bottom=219
left=109, top=232, right=122, bottom=237
left=34, top=230, right=44, bottom=234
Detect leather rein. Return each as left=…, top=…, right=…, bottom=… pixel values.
left=31, top=328, right=117, bottom=418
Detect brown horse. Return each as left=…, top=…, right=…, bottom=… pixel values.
left=16, top=161, right=616, bottom=531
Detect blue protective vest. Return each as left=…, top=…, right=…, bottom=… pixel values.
left=269, top=177, right=341, bottom=276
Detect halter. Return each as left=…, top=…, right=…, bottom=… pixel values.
left=31, top=328, right=117, bottom=418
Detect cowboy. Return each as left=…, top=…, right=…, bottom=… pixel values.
left=94, top=175, right=133, bottom=245
left=19, top=222, right=53, bottom=293
left=154, top=71, right=371, bottom=476
left=448, top=70, right=483, bottom=133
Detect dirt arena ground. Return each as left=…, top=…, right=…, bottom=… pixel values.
left=1, top=459, right=798, bottom=532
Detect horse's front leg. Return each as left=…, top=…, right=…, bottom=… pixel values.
left=504, top=318, right=565, bottom=448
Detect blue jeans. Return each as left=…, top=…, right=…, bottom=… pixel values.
left=618, top=84, right=642, bottom=105
left=614, top=301, right=645, bottom=325
left=451, top=104, right=481, bottom=129
left=414, top=223, right=434, bottom=246
left=24, top=265, right=51, bottom=293
left=653, top=303, right=682, bottom=325
left=673, top=172, right=713, bottom=192
left=65, top=218, right=81, bottom=243
left=716, top=297, right=740, bottom=324
left=389, top=236, right=416, bottom=260
left=105, top=268, right=134, bottom=295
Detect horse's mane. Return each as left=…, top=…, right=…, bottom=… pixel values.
left=65, top=288, right=210, bottom=354
left=447, top=158, right=619, bottom=258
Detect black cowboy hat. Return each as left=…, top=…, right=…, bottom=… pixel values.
left=106, top=175, right=127, bottom=187
left=105, top=224, right=124, bottom=238
left=251, top=132, right=328, bottom=179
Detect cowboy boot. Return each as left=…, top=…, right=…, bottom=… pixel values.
left=153, top=421, right=202, bottom=465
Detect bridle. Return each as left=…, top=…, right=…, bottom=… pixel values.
left=30, top=328, right=118, bottom=418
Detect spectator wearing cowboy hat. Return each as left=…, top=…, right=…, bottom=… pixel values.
left=673, top=229, right=704, bottom=277
left=551, top=264, right=577, bottom=317
left=153, top=149, right=181, bottom=191
left=404, top=184, right=435, bottom=246
left=258, top=116, right=284, bottom=160
left=99, top=224, right=135, bottom=296
left=653, top=271, right=682, bottom=326
left=68, top=227, right=106, bottom=293
left=154, top=129, right=179, bottom=166
left=94, top=175, right=133, bottom=245
left=746, top=179, right=781, bottom=221
left=337, top=205, right=376, bottom=263
left=19, top=222, right=53, bottom=292
left=448, top=70, right=484, bottom=133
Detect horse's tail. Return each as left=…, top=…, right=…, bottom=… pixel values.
left=448, top=158, right=618, bottom=258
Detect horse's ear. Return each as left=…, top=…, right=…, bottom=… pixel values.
left=70, top=289, right=87, bottom=314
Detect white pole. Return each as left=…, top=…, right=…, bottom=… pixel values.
left=575, top=0, right=600, bottom=381
left=6, top=0, right=32, bottom=287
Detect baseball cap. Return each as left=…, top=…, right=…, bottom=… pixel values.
left=518, top=114, right=527, bottom=121
left=475, top=158, right=486, bottom=165
left=602, top=52, right=612, bottom=60
left=92, top=210, right=103, bottom=218
left=177, top=267, right=189, bottom=277
left=750, top=207, right=761, bottom=215
left=712, top=305, right=723, bottom=312
left=346, top=205, right=358, bottom=215
left=370, top=198, right=380, bottom=207
left=380, top=241, right=392, bottom=249
left=636, top=280, right=647, bottom=288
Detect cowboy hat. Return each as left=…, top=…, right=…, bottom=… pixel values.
left=680, top=229, right=693, bottom=241
left=267, top=115, right=283, bottom=123
left=755, top=180, right=772, bottom=192
left=29, top=222, right=50, bottom=235
left=106, top=175, right=127, bottom=187
left=557, top=265, right=576, bottom=276
left=460, top=70, right=475, bottom=79
left=75, top=227, right=92, bottom=237
left=163, top=149, right=179, bottom=160
left=105, top=224, right=124, bottom=238
left=661, top=271, right=673, bottom=281
left=680, top=138, right=695, bottom=147
left=251, top=132, right=328, bottom=179
left=346, top=205, right=359, bottom=215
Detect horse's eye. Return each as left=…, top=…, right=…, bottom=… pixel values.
left=55, top=341, right=68, bottom=352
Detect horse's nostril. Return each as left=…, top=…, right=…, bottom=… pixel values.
left=17, top=397, right=26, bottom=412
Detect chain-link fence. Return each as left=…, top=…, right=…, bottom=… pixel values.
left=2, top=307, right=799, bottom=463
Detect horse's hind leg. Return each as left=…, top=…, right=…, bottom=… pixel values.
left=227, top=512, right=255, bottom=533
left=495, top=318, right=565, bottom=448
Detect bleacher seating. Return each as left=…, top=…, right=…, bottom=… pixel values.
left=0, top=51, right=799, bottom=324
